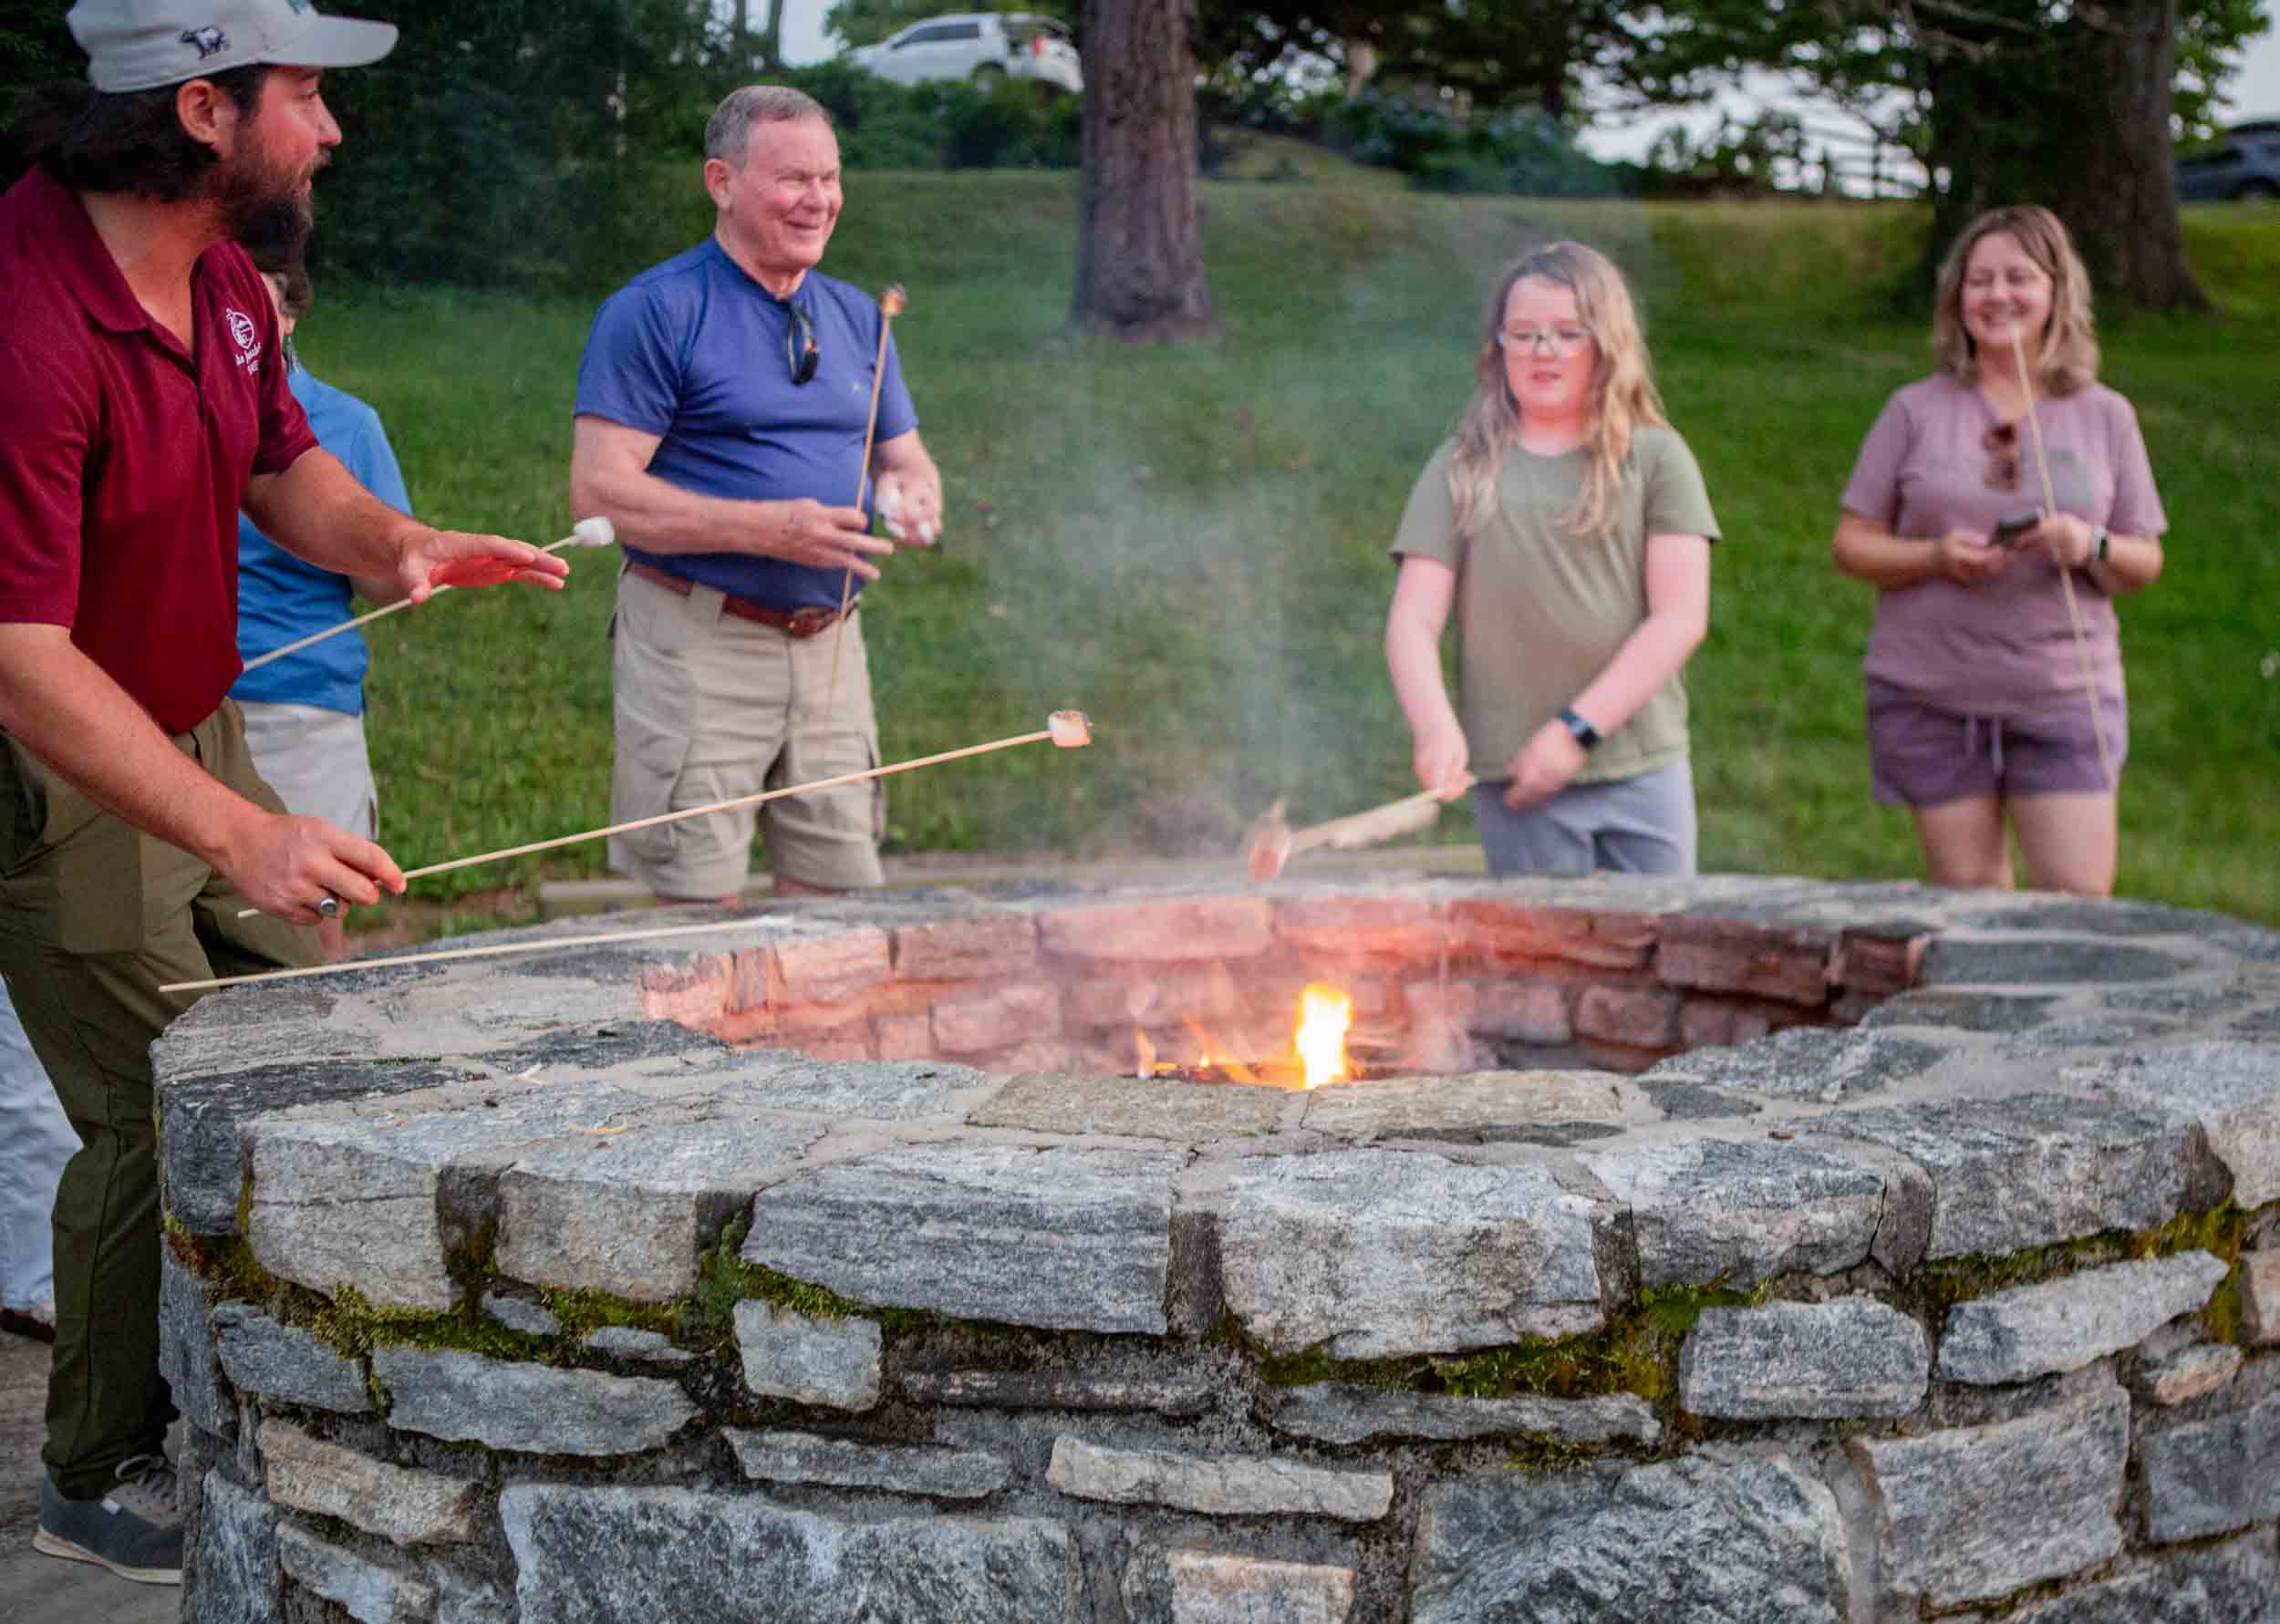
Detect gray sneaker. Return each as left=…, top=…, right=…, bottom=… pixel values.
left=33, top=1453, right=183, bottom=1585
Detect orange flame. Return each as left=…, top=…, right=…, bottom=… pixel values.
left=1183, top=1019, right=1259, bottom=1086
left=1295, top=983, right=1352, bottom=1089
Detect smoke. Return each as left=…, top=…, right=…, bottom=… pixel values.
left=865, top=187, right=1675, bottom=865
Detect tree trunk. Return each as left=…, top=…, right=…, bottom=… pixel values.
left=2045, top=0, right=2204, bottom=309
left=1072, top=0, right=1216, bottom=341
left=1919, top=0, right=2203, bottom=310
left=759, top=0, right=786, bottom=72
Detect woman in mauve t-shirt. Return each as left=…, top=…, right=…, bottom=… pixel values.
left=1833, top=204, right=2166, bottom=895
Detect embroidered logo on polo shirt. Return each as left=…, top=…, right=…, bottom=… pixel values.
left=225, top=307, right=263, bottom=373
left=181, top=26, right=228, bottom=58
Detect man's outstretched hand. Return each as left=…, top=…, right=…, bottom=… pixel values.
left=406, top=528, right=572, bottom=599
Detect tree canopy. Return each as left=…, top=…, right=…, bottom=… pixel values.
left=5, top=0, right=2266, bottom=311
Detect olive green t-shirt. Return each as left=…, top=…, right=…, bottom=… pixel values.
left=1392, top=427, right=1720, bottom=784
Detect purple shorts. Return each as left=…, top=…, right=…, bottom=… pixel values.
left=1865, top=678, right=2126, bottom=807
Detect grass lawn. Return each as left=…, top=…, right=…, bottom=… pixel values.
left=297, top=170, right=2280, bottom=928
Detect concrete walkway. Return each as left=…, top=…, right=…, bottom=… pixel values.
left=0, top=1330, right=177, bottom=1624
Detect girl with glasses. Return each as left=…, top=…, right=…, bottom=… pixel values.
left=1831, top=205, right=2166, bottom=896
left=1386, top=241, right=1719, bottom=877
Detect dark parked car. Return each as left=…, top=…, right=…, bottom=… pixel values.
left=2177, top=119, right=2280, bottom=202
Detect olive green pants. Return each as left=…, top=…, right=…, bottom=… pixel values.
left=0, top=704, right=313, bottom=1498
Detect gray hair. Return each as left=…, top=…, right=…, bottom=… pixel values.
left=704, top=86, right=833, bottom=165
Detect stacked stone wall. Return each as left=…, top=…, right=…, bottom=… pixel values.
left=632, top=883, right=1928, bottom=1077
left=152, top=875, right=2280, bottom=1622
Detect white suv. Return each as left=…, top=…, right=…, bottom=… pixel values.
left=845, top=13, right=1083, bottom=96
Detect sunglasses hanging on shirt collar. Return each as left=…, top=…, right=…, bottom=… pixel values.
left=1982, top=419, right=2021, bottom=491
left=786, top=301, right=819, bottom=386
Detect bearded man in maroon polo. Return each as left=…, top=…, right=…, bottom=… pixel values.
left=0, top=0, right=567, bottom=1585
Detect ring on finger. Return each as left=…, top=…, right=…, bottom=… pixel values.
left=316, top=895, right=341, bottom=919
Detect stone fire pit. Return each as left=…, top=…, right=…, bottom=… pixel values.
left=155, top=874, right=2280, bottom=1622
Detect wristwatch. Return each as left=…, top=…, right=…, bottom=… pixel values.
left=2090, top=523, right=2110, bottom=564
left=1559, top=707, right=1601, bottom=751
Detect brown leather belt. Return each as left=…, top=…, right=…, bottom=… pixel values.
left=624, top=559, right=852, bottom=638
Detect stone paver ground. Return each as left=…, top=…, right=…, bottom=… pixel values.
left=0, top=1330, right=178, bottom=1624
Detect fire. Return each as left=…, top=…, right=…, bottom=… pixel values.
left=1295, top=983, right=1352, bottom=1090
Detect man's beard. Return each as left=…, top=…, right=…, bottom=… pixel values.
left=212, top=133, right=317, bottom=264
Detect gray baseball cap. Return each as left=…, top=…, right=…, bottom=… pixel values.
left=68, top=0, right=399, bottom=94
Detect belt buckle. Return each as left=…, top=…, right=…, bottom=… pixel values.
left=784, top=605, right=834, bottom=637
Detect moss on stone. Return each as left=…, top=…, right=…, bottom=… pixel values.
left=689, top=1214, right=846, bottom=1345
left=538, top=1288, right=681, bottom=1340
left=1918, top=1201, right=2251, bottom=1329
left=1498, top=1437, right=1597, bottom=1475
left=1249, top=1280, right=1763, bottom=1404
left=443, top=1212, right=499, bottom=1300
left=163, top=1215, right=285, bottom=1305
left=686, top=1213, right=966, bottom=1347
left=307, top=1285, right=548, bottom=1364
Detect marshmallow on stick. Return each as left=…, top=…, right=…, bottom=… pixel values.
left=242, top=710, right=1094, bottom=918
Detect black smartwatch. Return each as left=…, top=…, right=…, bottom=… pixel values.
left=1559, top=706, right=1601, bottom=751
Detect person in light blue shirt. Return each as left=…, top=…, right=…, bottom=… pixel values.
left=231, top=257, right=410, bottom=957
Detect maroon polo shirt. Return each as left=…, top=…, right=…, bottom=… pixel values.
left=0, top=168, right=317, bottom=736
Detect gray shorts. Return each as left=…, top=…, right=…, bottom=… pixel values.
left=1468, top=759, right=1696, bottom=878
left=233, top=700, right=379, bottom=840
left=1865, top=679, right=2125, bottom=807
left=609, top=566, right=886, bottom=898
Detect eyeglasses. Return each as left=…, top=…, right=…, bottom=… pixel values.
left=1983, top=421, right=2019, bottom=491
left=786, top=302, right=819, bottom=386
left=1498, top=324, right=1593, bottom=357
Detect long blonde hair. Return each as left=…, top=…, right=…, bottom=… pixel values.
left=1931, top=205, right=2100, bottom=396
left=1447, top=242, right=1666, bottom=543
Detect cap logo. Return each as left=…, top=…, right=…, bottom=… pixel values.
left=180, top=25, right=228, bottom=58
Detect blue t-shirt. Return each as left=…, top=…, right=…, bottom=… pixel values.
left=573, top=238, right=918, bottom=612
left=230, top=365, right=409, bottom=716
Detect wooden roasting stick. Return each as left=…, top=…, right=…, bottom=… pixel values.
left=239, top=518, right=617, bottom=675
left=165, top=915, right=801, bottom=994
left=823, top=283, right=907, bottom=729
left=2009, top=341, right=2118, bottom=791
left=225, top=712, right=1094, bottom=934
left=1245, top=775, right=1475, bottom=882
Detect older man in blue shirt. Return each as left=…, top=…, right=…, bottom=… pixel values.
left=570, top=84, right=943, bottom=904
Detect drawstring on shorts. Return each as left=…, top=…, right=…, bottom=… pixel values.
left=1962, top=714, right=2007, bottom=780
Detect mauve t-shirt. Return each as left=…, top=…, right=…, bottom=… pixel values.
left=1840, top=373, right=2165, bottom=716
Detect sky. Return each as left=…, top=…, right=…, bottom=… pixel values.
left=772, top=0, right=2280, bottom=160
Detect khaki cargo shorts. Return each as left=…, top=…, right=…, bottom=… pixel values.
left=234, top=700, right=379, bottom=840
left=608, top=565, right=886, bottom=898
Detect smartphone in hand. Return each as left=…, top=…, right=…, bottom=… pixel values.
left=1989, top=510, right=2042, bottom=549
